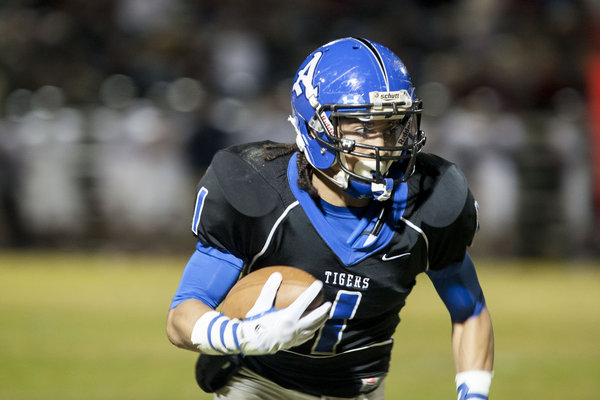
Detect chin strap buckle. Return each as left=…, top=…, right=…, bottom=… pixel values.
left=372, top=178, right=394, bottom=201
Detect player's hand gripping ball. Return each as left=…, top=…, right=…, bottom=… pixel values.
left=220, top=266, right=325, bottom=319
left=191, top=266, right=330, bottom=355
left=216, top=266, right=331, bottom=355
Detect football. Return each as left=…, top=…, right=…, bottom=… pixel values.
left=220, top=266, right=324, bottom=319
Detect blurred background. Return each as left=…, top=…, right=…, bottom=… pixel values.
left=1, top=2, right=600, bottom=400
left=0, top=0, right=598, bottom=258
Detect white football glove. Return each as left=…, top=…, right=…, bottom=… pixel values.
left=191, top=272, right=331, bottom=355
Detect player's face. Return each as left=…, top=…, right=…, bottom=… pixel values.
left=336, top=118, right=404, bottom=173
left=338, top=118, right=404, bottom=148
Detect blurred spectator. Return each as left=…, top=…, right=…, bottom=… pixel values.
left=15, top=86, right=87, bottom=244
left=433, top=86, right=526, bottom=255
left=547, top=88, right=594, bottom=255
left=0, top=110, right=28, bottom=247
left=91, top=75, right=191, bottom=249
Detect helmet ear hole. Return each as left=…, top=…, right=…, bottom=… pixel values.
left=307, top=118, right=322, bottom=136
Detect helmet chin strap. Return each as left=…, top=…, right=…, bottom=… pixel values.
left=339, top=153, right=394, bottom=201
left=291, top=115, right=306, bottom=152
left=369, top=179, right=394, bottom=201
left=313, top=167, right=349, bottom=190
left=314, top=166, right=394, bottom=202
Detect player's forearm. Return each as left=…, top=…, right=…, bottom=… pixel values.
left=451, top=307, right=494, bottom=372
left=167, top=275, right=330, bottom=356
left=166, top=299, right=213, bottom=352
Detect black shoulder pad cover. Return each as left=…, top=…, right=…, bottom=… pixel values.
left=418, top=159, right=469, bottom=228
left=408, top=153, right=478, bottom=269
left=210, top=145, right=279, bottom=218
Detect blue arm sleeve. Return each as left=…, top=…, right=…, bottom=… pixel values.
left=426, top=252, right=486, bottom=323
left=169, top=240, right=244, bottom=310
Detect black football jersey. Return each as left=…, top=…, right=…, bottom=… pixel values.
left=192, top=141, right=478, bottom=397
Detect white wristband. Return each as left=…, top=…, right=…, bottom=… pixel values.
left=455, top=370, right=493, bottom=399
left=190, top=311, right=241, bottom=354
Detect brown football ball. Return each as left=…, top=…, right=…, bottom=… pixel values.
left=220, top=266, right=324, bottom=319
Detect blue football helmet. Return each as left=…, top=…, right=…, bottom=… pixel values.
left=289, top=37, right=425, bottom=201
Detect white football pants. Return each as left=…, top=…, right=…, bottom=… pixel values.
left=213, top=367, right=385, bottom=400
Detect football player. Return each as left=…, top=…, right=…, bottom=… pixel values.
left=167, top=37, right=494, bottom=400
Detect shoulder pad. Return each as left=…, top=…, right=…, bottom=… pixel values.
left=406, top=153, right=478, bottom=268
left=210, top=142, right=282, bottom=217
left=408, top=153, right=470, bottom=228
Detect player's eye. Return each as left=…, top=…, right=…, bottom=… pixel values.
left=339, top=120, right=404, bottom=141
left=354, top=126, right=370, bottom=135
left=340, top=123, right=370, bottom=136
left=379, top=122, right=401, bottom=138
left=382, top=124, right=398, bottom=136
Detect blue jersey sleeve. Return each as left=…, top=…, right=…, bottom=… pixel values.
left=169, top=240, right=244, bottom=310
left=426, top=252, right=486, bottom=323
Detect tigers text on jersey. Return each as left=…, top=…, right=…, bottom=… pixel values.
left=192, top=141, right=477, bottom=398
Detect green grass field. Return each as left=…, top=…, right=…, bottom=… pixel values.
left=1, top=252, right=599, bottom=399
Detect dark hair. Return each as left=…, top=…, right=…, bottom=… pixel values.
left=263, top=142, right=319, bottom=199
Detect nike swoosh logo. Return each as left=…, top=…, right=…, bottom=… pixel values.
left=381, top=252, right=411, bottom=261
